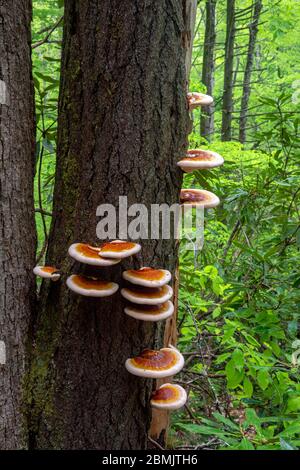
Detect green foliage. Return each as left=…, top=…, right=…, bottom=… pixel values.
left=190, top=0, right=300, bottom=143
left=32, top=0, right=62, bottom=257
left=173, top=100, right=300, bottom=450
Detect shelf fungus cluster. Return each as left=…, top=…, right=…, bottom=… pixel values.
left=124, top=346, right=187, bottom=410
left=66, top=240, right=141, bottom=298
left=122, top=269, right=187, bottom=410
left=33, top=242, right=187, bottom=409
left=121, top=267, right=174, bottom=321
left=183, top=91, right=223, bottom=209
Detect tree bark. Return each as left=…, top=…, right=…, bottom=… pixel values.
left=183, top=0, right=198, bottom=80
left=26, top=0, right=189, bottom=450
left=201, top=0, right=217, bottom=141
left=0, top=0, right=36, bottom=450
left=221, top=0, right=235, bottom=141
left=239, top=0, right=263, bottom=144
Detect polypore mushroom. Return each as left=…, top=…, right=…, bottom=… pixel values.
left=33, top=266, right=60, bottom=281
left=66, top=274, right=119, bottom=297
left=125, top=346, right=184, bottom=378
left=177, top=149, right=224, bottom=173
left=121, top=284, right=173, bottom=305
left=180, top=189, right=220, bottom=209
left=124, top=301, right=174, bottom=322
left=68, top=243, right=121, bottom=266
left=99, top=240, right=141, bottom=259
left=187, top=92, right=213, bottom=110
left=122, top=267, right=171, bottom=287
left=150, top=383, right=187, bottom=410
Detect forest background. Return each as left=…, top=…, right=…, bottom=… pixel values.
left=32, top=0, right=300, bottom=450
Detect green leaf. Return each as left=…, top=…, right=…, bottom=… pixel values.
left=212, top=412, right=240, bottom=431
left=35, top=72, right=59, bottom=85
left=232, top=349, right=244, bottom=370
left=212, top=306, right=222, bottom=318
left=280, top=438, right=297, bottom=450
left=243, top=376, right=253, bottom=398
left=244, top=409, right=261, bottom=431
left=279, top=423, right=300, bottom=437
left=225, top=358, right=244, bottom=389
left=177, top=423, right=234, bottom=438
left=257, top=369, right=271, bottom=390
left=286, top=397, right=300, bottom=412
left=239, top=439, right=255, bottom=450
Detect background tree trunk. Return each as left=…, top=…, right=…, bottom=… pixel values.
left=201, top=0, right=217, bottom=141
left=239, top=0, right=263, bottom=143
left=183, top=0, right=198, bottom=79
left=26, top=0, right=189, bottom=450
left=0, top=0, right=36, bottom=450
left=221, top=0, right=235, bottom=141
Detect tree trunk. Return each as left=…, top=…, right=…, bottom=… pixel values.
left=239, top=0, right=263, bottom=144
left=221, top=0, right=235, bottom=141
left=183, top=0, right=198, bottom=79
left=0, top=0, right=36, bottom=450
left=201, top=0, right=217, bottom=141
left=26, top=0, right=189, bottom=450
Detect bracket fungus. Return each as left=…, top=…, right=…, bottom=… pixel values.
left=66, top=274, right=119, bottom=297
left=187, top=92, right=213, bottom=110
left=150, top=383, right=187, bottom=410
left=33, top=266, right=60, bottom=281
left=124, top=301, right=174, bottom=322
left=68, top=243, right=121, bottom=266
left=177, top=149, right=224, bottom=173
left=122, top=267, right=171, bottom=288
left=99, top=240, right=141, bottom=259
left=125, top=346, right=184, bottom=378
left=121, top=284, right=173, bottom=305
left=180, top=188, right=220, bottom=209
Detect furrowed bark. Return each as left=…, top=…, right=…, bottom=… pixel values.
left=239, top=0, right=263, bottom=143
left=221, top=0, right=235, bottom=141
left=201, top=0, right=217, bottom=141
left=0, top=0, right=36, bottom=449
left=27, top=0, right=189, bottom=450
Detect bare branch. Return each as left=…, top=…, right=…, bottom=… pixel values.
left=32, top=16, right=63, bottom=50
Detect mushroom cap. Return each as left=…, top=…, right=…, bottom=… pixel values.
left=33, top=266, right=60, bottom=281
left=121, top=284, right=173, bottom=305
left=125, top=346, right=184, bottom=378
left=122, top=267, right=171, bottom=287
left=187, top=92, right=213, bottom=110
left=68, top=243, right=121, bottom=266
left=124, top=301, right=174, bottom=322
left=150, top=383, right=187, bottom=410
left=180, top=189, right=220, bottom=209
left=66, top=274, right=119, bottom=297
left=177, top=149, right=224, bottom=173
left=99, top=240, right=141, bottom=259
